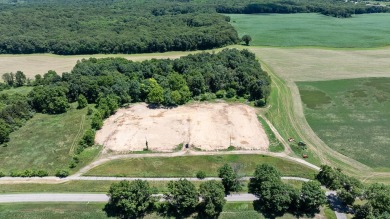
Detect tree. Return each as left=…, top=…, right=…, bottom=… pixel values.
left=164, top=179, right=198, bottom=216
left=2, top=73, right=14, bottom=86
left=147, top=79, right=164, bottom=105
left=91, top=112, right=103, bottom=130
left=218, top=163, right=241, bottom=193
left=199, top=180, right=226, bottom=218
left=0, top=119, right=11, bottom=144
left=81, top=129, right=95, bottom=146
left=15, top=71, right=26, bottom=87
left=365, top=183, right=390, bottom=215
left=55, top=169, right=69, bottom=178
left=77, top=94, right=88, bottom=109
left=242, top=35, right=252, bottom=46
left=249, top=164, right=281, bottom=194
left=106, top=180, right=155, bottom=218
left=299, top=181, right=327, bottom=214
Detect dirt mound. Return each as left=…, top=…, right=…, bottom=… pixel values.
left=96, top=103, right=269, bottom=152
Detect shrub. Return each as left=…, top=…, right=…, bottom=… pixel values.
left=226, top=88, right=236, bottom=98
left=77, top=94, right=88, bottom=109
left=216, top=90, right=226, bottom=98
left=254, top=99, right=266, bottom=107
left=36, top=170, right=49, bottom=177
left=196, top=171, right=206, bottom=179
left=0, top=172, right=5, bottom=177
left=55, top=169, right=69, bottom=178
left=87, top=107, right=93, bottom=115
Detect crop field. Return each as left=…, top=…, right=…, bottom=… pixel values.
left=85, top=154, right=317, bottom=179
left=0, top=104, right=98, bottom=174
left=229, top=13, right=390, bottom=48
left=251, top=47, right=390, bottom=82
left=297, top=78, right=390, bottom=170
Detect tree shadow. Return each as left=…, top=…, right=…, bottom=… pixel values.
left=155, top=202, right=196, bottom=219
left=327, top=193, right=351, bottom=214
left=253, top=200, right=286, bottom=219
left=147, top=103, right=178, bottom=110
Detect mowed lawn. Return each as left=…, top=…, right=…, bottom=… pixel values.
left=0, top=105, right=96, bottom=174
left=229, top=13, right=390, bottom=48
left=298, top=78, right=390, bottom=169
left=0, top=202, right=301, bottom=219
left=85, top=155, right=317, bottom=179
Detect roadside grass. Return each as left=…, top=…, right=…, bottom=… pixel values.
left=297, top=78, right=390, bottom=169
left=258, top=116, right=284, bottom=152
left=0, top=179, right=303, bottom=194
left=0, top=203, right=111, bottom=219
left=229, top=13, right=390, bottom=48
left=0, top=202, right=304, bottom=219
left=84, top=154, right=317, bottom=179
left=0, top=86, right=33, bottom=95
left=0, top=103, right=94, bottom=175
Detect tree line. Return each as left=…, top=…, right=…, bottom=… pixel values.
left=211, top=0, right=390, bottom=18
left=105, top=163, right=390, bottom=219
left=105, top=163, right=327, bottom=218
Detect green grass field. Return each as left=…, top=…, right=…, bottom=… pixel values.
left=0, top=104, right=98, bottom=175
left=85, top=154, right=317, bottom=179
left=298, top=78, right=390, bottom=169
left=0, top=202, right=301, bottom=219
left=229, top=13, right=390, bottom=48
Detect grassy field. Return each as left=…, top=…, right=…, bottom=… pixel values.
left=0, top=202, right=304, bottom=219
left=258, top=116, right=284, bottom=153
left=297, top=78, right=390, bottom=169
left=0, top=104, right=98, bottom=175
left=0, top=86, right=33, bottom=96
left=85, top=154, right=317, bottom=179
left=229, top=13, right=390, bottom=48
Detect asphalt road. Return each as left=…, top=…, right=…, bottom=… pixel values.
left=0, top=193, right=257, bottom=203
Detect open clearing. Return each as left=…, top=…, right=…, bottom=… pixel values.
left=0, top=104, right=98, bottom=174
left=85, top=154, right=317, bottom=179
left=229, top=13, right=390, bottom=48
left=96, top=103, right=269, bottom=152
left=298, top=78, right=390, bottom=170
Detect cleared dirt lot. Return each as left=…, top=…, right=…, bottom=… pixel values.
left=96, top=103, right=269, bottom=152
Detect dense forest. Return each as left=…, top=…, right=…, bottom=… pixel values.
left=0, top=0, right=239, bottom=54
left=210, top=0, right=390, bottom=18
left=0, top=0, right=389, bottom=55
left=0, top=49, right=270, bottom=143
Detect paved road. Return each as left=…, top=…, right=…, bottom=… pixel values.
left=326, top=191, right=348, bottom=219
left=0, top=193, right=257, bottom=203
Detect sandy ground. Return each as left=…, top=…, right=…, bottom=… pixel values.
left=95, top=103, right=269, bottom=152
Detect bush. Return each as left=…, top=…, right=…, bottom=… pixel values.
left=196, top=171, right=206, bottom=179
left=226, top=88, right=236, bottom=98
left=254, top=99, right=266, bottom=107
left=0, top=172, right=5, bottom=177
left=9, top=169, right=48, bottom=177
left=77, top=94, right=88, bottom=109
left=216, top=90, right=226, bottom=98
left=91, top=112, right=103, bottom=130
left=87, top=107, right=93, bottom=115
left=36, top=170, right=49, bottom=177
left=55, top=169, right=70, bottom=178
left=81, top=129, right=96, bottom=147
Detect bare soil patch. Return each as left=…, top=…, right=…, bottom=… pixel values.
left=95, top=103, right=269, bottom=153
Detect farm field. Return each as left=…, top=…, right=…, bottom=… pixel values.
left=228, top=13, right=390, bottom=48
left=84, top=154, right=317, bottom=179
left=0, top=104, right=98, bottom=174
left=297, top=78, right=390, bottom=170
left=97, top=103, right=269, bottom=152
left=0, top=202, right=303, bottom=219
